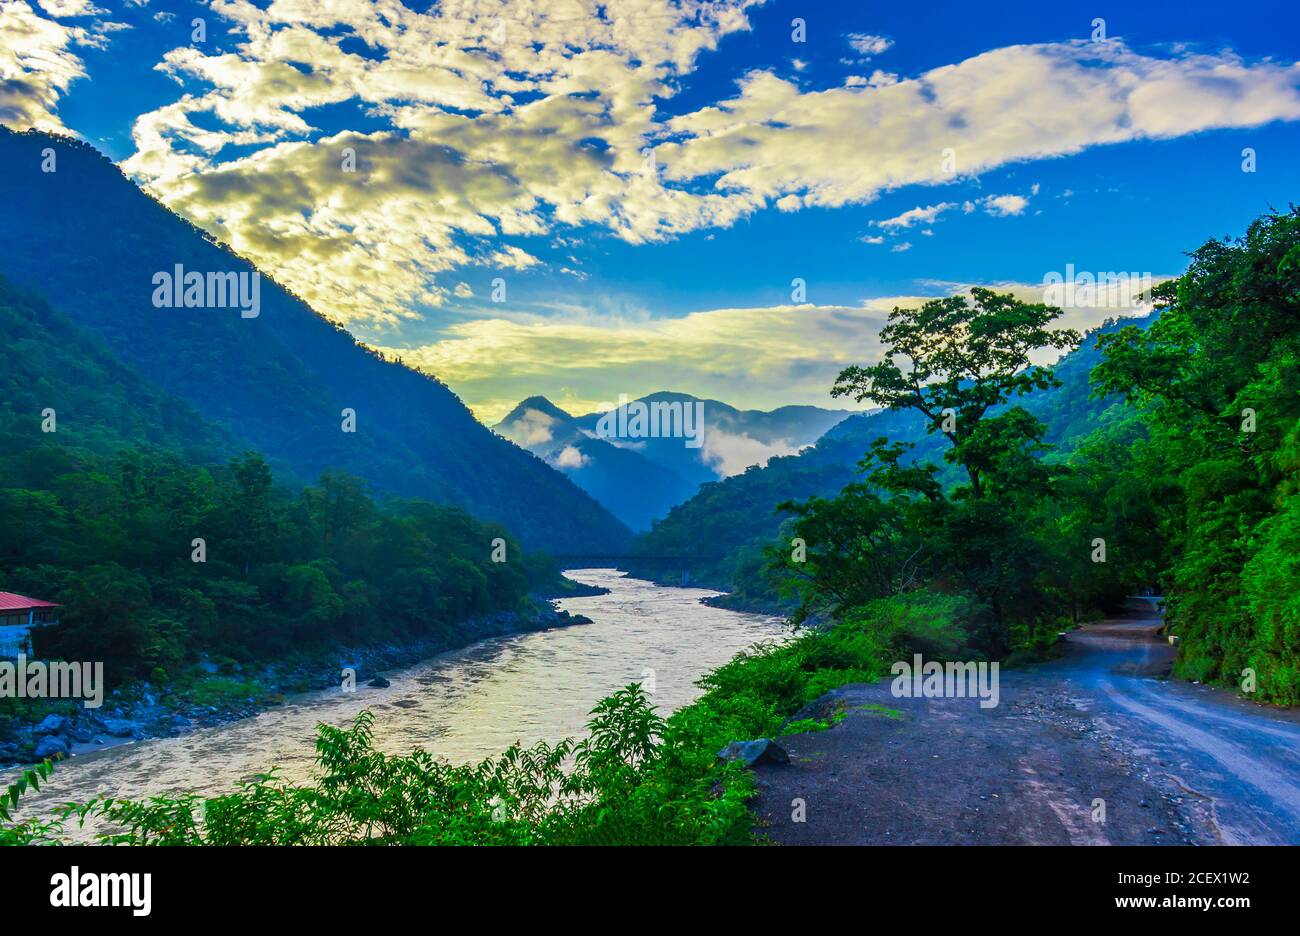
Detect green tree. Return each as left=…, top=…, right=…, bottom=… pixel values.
left=832, top=287, right=1079, bottom=498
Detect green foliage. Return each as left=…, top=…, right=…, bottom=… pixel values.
left=832, top=286, right=1080, bottom=498
left=690, top=590, right=971, bottom=740
left=775, top=473, right=921, bottom=623
left=0, top=760, right=63, bottom=846
left=1, top=687, right=755, bottom=845
left=7, top=447, right=556, bottom=678
left=773, top=289, right=1087, bottom=654
left=1093, top=208, right=1300, bottom=702
left=1242, top=495, right=1300, bottom=700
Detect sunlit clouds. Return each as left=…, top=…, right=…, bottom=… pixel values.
left=134, top=27, right=1299, bottom=326
left=377, top=282, right=1156, bottom=423
left=1, top=0, right=1297, bottom=416
left=0, top=0, right=119, bottom=132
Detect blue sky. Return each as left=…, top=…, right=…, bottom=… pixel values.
left=4, top=0, right=1299, bottom=420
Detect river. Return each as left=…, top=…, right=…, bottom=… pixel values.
left=13, top=570, right=785, bottom=836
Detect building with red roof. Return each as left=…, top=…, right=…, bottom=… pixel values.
left=0, top=593, right=61, bottom=658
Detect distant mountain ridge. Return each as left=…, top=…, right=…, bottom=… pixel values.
left=0, top=128, right=630, bottom=553
left=494, top=396, right=696, bottom=531
left=495, top=391, right=853, bottom=531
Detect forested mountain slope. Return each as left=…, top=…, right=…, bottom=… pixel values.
left=0, top=275, right=572, bottom=684
left=0, top=128, right=629, bottom=553
left=0, top=276, right=234, bottom=467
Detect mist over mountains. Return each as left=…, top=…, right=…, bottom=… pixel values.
left=495, top=392, right=851, bottom=530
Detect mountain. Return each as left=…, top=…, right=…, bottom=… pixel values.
left=571, top=391, right=853, bottom=487
left=0, top=273, right=588, bottom=687
left=627, top=314, right=1154, bottom=596
left=0, top=128, right=630, bottom=554
left=0, top=275, right=234, bottom=461
left=496, top=392, right=853, bottom=531
left=494, top=397, right=696, bottom=531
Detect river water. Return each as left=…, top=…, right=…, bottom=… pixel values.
left=14, top=570, right=785, bottom=835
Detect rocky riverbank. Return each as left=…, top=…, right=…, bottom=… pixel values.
left=0, top=598, right=595, bottom=770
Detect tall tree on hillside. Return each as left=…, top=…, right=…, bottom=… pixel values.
left=775, top=289, right=1082, bottom=652
left=222, top=452, right=278, bottom=575
left=831, top=287, right=1079, bottom=498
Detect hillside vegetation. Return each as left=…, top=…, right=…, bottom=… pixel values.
left=0, top=276, right=568, bottom=688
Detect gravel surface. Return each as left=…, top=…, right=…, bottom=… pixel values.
left=752, top=616, right=1300, bottom=845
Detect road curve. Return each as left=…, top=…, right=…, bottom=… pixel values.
left=1058, top=619, right=1300, bottom=845
left=751, top=615, right=1300, bottom=845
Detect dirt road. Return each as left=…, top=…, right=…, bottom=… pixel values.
left=751, top=615, right=1300, bottom=845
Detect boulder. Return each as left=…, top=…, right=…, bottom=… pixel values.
left=100, top=718, right=142, bottom=737
left=717, top=738, right=790, bottom=767
left=368, top=676, right=391, bottom=688
left=36, top=714, right=67, bottom=734
left=34, top=735, right=68, bottom=759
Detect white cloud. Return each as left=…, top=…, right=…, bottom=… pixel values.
left=875, top=202, right=956, bottom=230
left=846, top=33, right=893, bottom=57
left=662, top=41, right=1300, bottom=214
left=982, top=193, right=1030, bottom=217
left=702, top=429, right=797, bottom=476
left=550, top=445, right=590, bottom=469
left=870, top=190, right=1035, bottom=241
left=499, top=407, right=556, bottom=447
left=36, top=0, right=105, bottom=16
